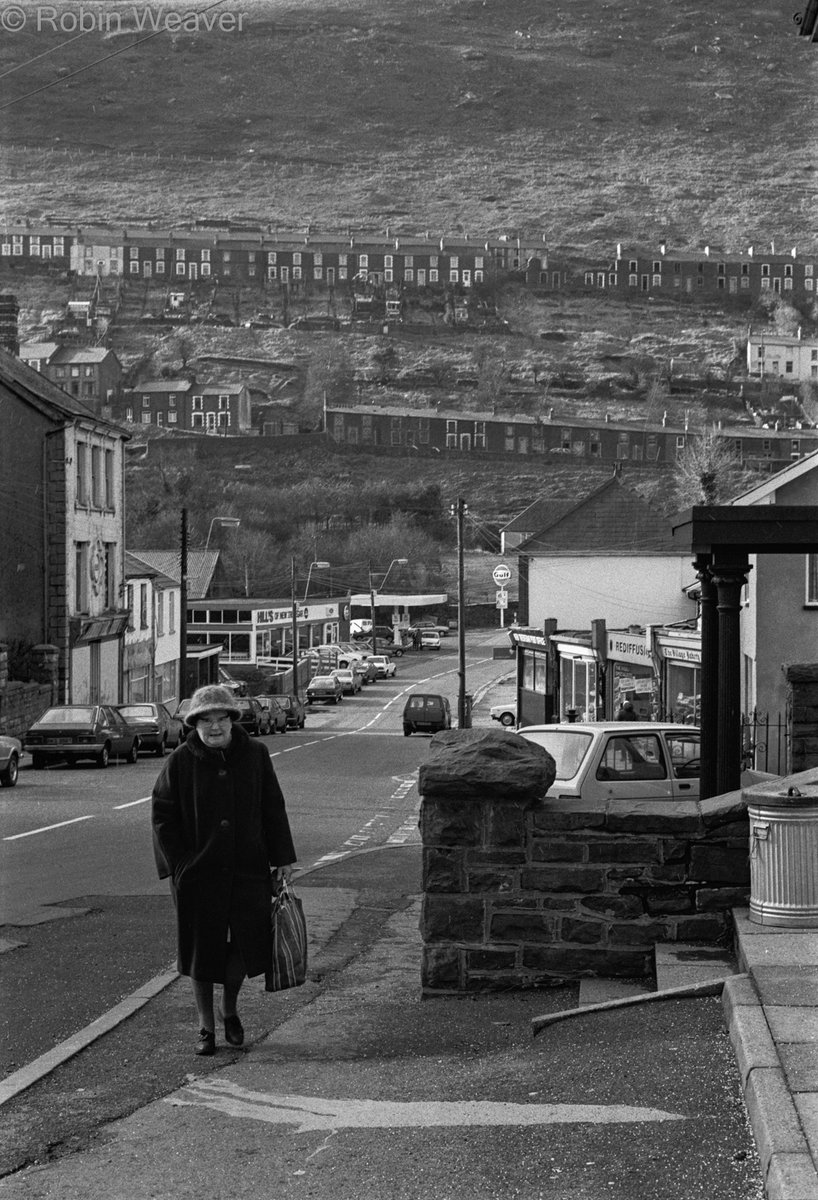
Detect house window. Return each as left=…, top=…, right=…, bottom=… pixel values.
left=474, top=421, right=486, bottom=450
left=142, top=412, right=151, bottom=424
left=126, top=407, right=134, bottom=421
left=293, top=252, right=302, bottom=266
left=104, top=450, right=114, bottom=508
left=168, top=411, right=178, bottom=423
left=785, top=360, right=794, bottom=374
left=339, top=254, right=347, bottom=266
left=218, top=411, right=231, bottom=427
left=404, top=268, right=414, bottom=282
left=142, top=395, right=151, bottom=408
left=293, top=266, right=302, bottom=280
left=807, top=555, right=818, bottom=604
left=384, top=269, right=393, bottom=282
left=429, top=269, right=438, bottom=283
left=192, top=395, right=203, bottom=410
left=384, top=255, right=393, bottom=268
left=445, top=419, right=457, bottom=450
left=176, top=249, right=186, bottom=261
left=219, top=394, right=230, bottom=409
left=785, top=263, right=793, bottom=278
left=652, top=274, right=662, bottom=286
left=140, top=583, right=149, bottom=630
left=449, top=270, right=460, bottom=282
left=129, top=261, right=140, bottom=274
left=430, top=255, right=438, bottom=267
left=268, top=266, right=278, bottom=280
left=584, top=272, right=594, bottom=285
left=628, top=274, right=638, bottom=287
left=156, top=591, right=164, bottom=636
left=169, top=591, right=176, bottom=634
left=75, top=543, right=89, bottom=611
left=156, top=260, right=165, bottom=273
left=761, top=263, right=770, bottom=277
left=76, top=441, right=88, bottom=505
left=358, top=254, right=368, bottom=269
left=192, top=413, right=203, bottom=428
left=175, top=262, right=185, bottom=276
left=54, top=237, right=64, bottom=255
left=222, top=251, right=231, bottom=263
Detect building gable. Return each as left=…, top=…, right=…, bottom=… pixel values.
left=519, top=476, right=679, bottom=555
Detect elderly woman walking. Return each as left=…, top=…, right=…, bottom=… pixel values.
left=152, top=684, right=297, bottom=1056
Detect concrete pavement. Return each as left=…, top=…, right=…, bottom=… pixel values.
left=0, top=841, right=804, bottom=1199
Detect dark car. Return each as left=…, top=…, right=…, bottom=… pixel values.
left=306, top=675, right=343, bottom=705
left=24, top=705, right=141, bottom=769
left=277, top=693, right=306, bottom=729
left=115, top=702, right=185, bottom=757
left=257, top=695, right=288, bottom=734
left=402, top=693, right=452, bottom=737
left=234, top=696, right=271, bottom=736
left=0, top=735, right=21, bottom=787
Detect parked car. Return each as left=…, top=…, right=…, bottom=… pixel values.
left=115, top=702, right=185, bottom=757
left=24, top=705, right=141, bottom=769
left=0, top=735, right=21, bottom=787
left=218, top=666, right=246, bottom=696
left=234, top=696, right=272, bottom=736
left=256, top=695, right=289, bottom=734
left=306, top=674, right=344, bottom=705
left=420, top=630, right=442, bottom=651
left=409, top=618, right=450, bottom=637
left=359, top=659, right=380, bottom=684
left=490, top=699, right=517, bottom=728
left=332, top=668, right=361, bottom=696
left=277, top=693, right=306, bottom=729
left=368, top=654, right=396, bottom=679
left=402, top=693, right=452, bottom=736
left=174, top=698, right=192, bottom=724
left=516, top=722, right=702, bottom=803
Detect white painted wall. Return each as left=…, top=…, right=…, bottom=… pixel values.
left=526, top=554, right=695, bottom=629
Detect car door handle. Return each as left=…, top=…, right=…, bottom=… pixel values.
left=678, top=783, right=692, bottom=790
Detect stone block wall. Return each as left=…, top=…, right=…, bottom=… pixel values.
left=420, top=729, right=750, bottom=994
left=785, top=663, right=818, bottom=773
left=0, top=644, right=58, bottom=738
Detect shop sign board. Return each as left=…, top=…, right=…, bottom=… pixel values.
left=607, top=633, right=651, bottom=664
left=496, top=589, right=508, bottom=609
left=492, top=564, right=512, bottom=585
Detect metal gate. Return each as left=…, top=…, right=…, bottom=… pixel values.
left=741, top=710, right=789, bottom=775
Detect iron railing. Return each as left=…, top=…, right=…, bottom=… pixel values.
left=741, top=711, right=789, bottom=775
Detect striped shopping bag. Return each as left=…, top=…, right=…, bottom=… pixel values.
left=265, top=880, right=308, bottom=991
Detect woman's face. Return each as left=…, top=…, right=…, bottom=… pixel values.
left=195, top=711, right=233, bottom=750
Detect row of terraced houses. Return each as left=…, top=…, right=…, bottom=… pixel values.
left=1, top=220, right=815, bottom=299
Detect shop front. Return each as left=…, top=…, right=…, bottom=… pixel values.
left=605, top=630, right=657, bottom=720
left=187, top=597, right=349, bottom=665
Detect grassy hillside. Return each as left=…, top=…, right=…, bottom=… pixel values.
left=1, top=0, right=814, bottom=250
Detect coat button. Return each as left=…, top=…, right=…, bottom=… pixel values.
left=218, top=770, right=227, bottom=777
left=220, top=819, right=230, bottom=829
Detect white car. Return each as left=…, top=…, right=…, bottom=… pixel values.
left=490, top=699, right=517, bottom=728
left=517, top=722, right=702, bottom=803
left=419, top=630, right=441, bottom=650
left=368, top=654, right=396, bottom=679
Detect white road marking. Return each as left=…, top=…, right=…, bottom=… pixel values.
left=114, top=795, right=151, bottom=810
left=310, top=772, right=419, bottom=866
left=3, top=814, right=96, bottom=841
left=167, top=1080, right=684, bottom=1130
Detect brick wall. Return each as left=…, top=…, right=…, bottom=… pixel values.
left=419, top=729, right=749, bottom=994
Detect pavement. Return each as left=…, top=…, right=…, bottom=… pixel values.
left=0, top=841, right=815, bottom=1200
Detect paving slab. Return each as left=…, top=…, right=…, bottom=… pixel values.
left=655, top=942, right=736, bottom=991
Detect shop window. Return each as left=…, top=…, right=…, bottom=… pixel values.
left=806, top=554, right=818, bottom=604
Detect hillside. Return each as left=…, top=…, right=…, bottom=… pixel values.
left=1, top=0, right=814, bottom=251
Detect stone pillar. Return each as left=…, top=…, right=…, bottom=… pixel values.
left=419, top=728, right=555, bottom=994
left=29, top=644, right=60, bottom=696
left=694, top=554, right=718, bottom=800
left=785, top=663, right=818, bottom=773
left=711, top=555, right=751, bottom=795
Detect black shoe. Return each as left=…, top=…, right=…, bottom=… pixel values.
left=222, top=1013, right=244, bottom=1047
left=195, top=1028, right=216, bottom=1056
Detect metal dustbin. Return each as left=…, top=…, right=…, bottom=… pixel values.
left=746, top=776, right=818, bottom=928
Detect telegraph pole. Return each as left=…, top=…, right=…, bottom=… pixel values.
left=291, top=556, right=300, bottom=700
left=452, top=497, right=469, bottom=727
left=179, top=507, right=188, bottom=700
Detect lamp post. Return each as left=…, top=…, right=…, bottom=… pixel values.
left=291, top=560, right=331, bottom=700
left=303, top=560, right=330, bottom=603
left=451, top=497, right=468, bottom=727
left=369, top=557, right=408, bottom=656
left=205, top=516, right=241, bottom=552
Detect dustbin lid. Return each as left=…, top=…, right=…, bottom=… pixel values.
left=743, top=766, right=818, bottom=808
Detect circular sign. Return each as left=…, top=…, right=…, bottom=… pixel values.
left=492, top=564, right=512, bottom=585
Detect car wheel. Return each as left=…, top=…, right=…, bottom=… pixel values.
left=97, top=744, right=110, bottom=769
left=0, top=753, right=19, bottom=787
left=299, top=718, right=306, bottom=728
left=31, top=753, right=46, bottom=770
left=500, top=713, right=515, bottom=727
left=403, top=726, right=412, bottom=737
left=394, top=648, right=403, bottom=657
left=155, top=736, right=167, bottom=757
left=126, top=739, right=139, bottom=764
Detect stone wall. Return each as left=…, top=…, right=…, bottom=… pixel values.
left=785, top=663, right=818, bottom=773
left=0, top=644, right=58, bottom=739
left=419, top=729, right=750, bottom=994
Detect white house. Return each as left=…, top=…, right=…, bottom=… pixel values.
left=124, top=552, right=181, bottom=705
left=730, top=448, right=818, bottom=768
left=746, top=329, right=818, bottom=383
left=516, top=475, right=696, bottom=630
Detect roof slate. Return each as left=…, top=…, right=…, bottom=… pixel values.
left=518, top=476, right=680, bottom=555
left=130, top=549, right=219, bottom=599
left=0, top=346, right=127, bottom=432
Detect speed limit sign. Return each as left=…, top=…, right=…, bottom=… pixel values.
left=492, top=563, right=511, bottom=585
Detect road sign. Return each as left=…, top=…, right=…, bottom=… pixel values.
left=492, top=564, right=511, bottom=585
left=496, top=589, right=508, bottom=609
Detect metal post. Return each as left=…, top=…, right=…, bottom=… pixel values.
left=291, top=556, right=299, bottom=700
left=369, top=561, right=378, bottom=658
left=694, top=553, right=718, bottom=800
left=179, top=508, right=188, bottom=700
left=712, top=554, right=751, bottom=795
left=455, top=497, right=468, bottom=727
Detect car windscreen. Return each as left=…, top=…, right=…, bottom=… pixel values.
left=518, top=729, right=594, bottom=780
left=39, top=707, right=96, bottom=724
left=118, top=705, right=155, bottom=719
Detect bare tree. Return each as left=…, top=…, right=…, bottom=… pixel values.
left=673, top=429, right=759, bottom=507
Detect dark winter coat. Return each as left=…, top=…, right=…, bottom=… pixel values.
left=151, top=722, right=297, bottom=982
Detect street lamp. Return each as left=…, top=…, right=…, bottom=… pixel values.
left=369, top=557, right=408, bottom=656
left=291, top=560, right=331, bottom=700
left=303, top=560, right=330, bottom=603
left=205, top=516, right=241, bottom=552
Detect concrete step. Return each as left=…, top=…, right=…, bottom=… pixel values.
left=654, top=943, right=737, bottom=992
